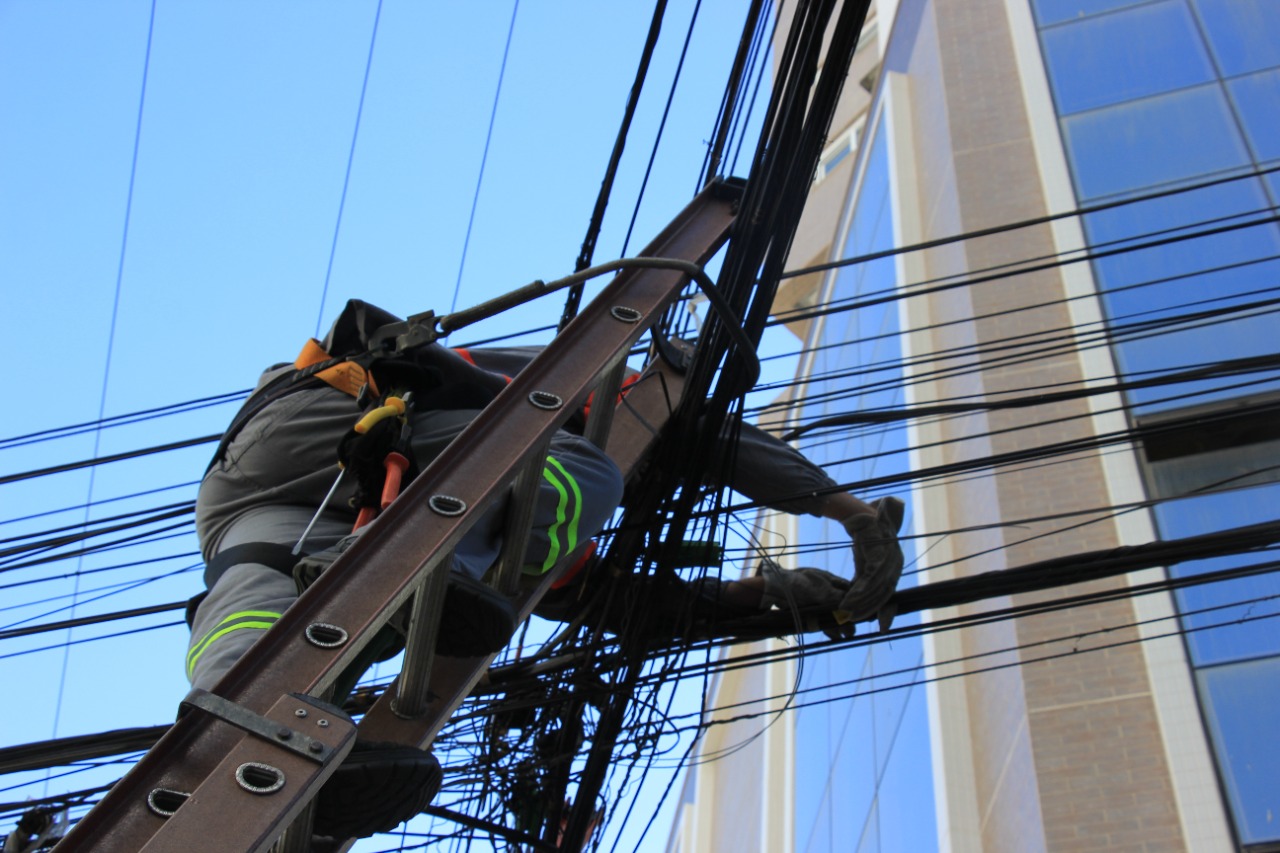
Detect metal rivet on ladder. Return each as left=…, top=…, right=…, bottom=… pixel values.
left=428, top=494, right=467, bottom=516
left=610, top=305, right=642, bottom=323
left=146, top=788, right=189, bottom=818
left=235, top=762, right=286, bottom=795
left=304, top=622, right=348, bottom=648
left=528, top=390, right=564, bottom=410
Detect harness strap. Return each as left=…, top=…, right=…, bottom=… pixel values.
left=294, top=338, right=376, bottom=398
left=206, top=340, right=372, bottom=474
left=186, top=541, right=309, bottom=628
left=203, top=541, right=305, bottom=588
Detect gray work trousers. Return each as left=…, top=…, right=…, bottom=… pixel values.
left=186, top=386, right=623, bottom=690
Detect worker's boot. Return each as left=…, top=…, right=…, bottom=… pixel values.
left=294, top=534, right=517, bottom=659
left=838, top=496, right=905, bottom=626
left=313, top=740, right=443, bottom=840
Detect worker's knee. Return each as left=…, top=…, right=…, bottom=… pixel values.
left=186, top=563, right=299, bottom=690
left=546, top=433, right=624, bottom=527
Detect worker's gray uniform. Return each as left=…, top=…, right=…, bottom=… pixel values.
left=187, top=309, right=836, bottom=690
left=186, top=368, right=623, bottom=691
left=467, top=347, right=839, bottom=517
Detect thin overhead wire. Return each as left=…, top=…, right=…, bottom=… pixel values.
left=51, top=0, right=159, bottom=749
left=619, top=0, right=705, bottom=257
left=558, top=0, right=669, bottom=331
left=313, top=0, right=384, bottom=338
left=449, top=0, right=520, bottom=317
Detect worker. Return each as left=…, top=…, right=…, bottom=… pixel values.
left=459, top=344, right=905, bottom=631
left=184, top=299, right=903, bottom=839
left=185, top=300, right=628, bottom=839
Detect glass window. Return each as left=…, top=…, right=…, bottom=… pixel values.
left=1152, top=484, right=1280, bottom=665
left=1198, top=657, right=1280, bottom=845
left=1191, top=0, right=1280, bottom=77
left=1032, top=0, right=1150, bottom=27
left=1227, top=68, right=1280, bottom=163
left=1063, top=83, right=1251, bottom=199
left=834, top=677, right=878, bottom=850
left=1082, top=177, right=1280, bottom=408
left=1041, top=1, right=1216, bottom=115
left=870, top=644, right=922, bottom=778
left=873, top=685, right=939, bottom=853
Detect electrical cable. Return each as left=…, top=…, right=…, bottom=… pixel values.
left=48, top=0, right=160, bottom=755
left=774, top=161, right=1280, bottom=290
left=618, top=0, right=705, bottom=258
left=559, top=0, right=669, bottom=331
left=448, top=0, right=520, bottom=317
left=312, top=0, right=383, bottom=338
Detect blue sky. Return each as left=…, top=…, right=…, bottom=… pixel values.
left=0, top=0, right=770, bottom=846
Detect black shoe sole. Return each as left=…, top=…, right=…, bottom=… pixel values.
left=436, top=573, right=518, bottom=657
left=314, top=742, right=442, bottom=839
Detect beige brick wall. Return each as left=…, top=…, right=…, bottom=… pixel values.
left=909, top=0, right=1189, bottom=850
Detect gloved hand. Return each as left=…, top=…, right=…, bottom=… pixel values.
left=837, top=496, right=905, bottom=626
left=759, top=560, right=856, bottom=640
left=758, top=560, right=850, bottom=611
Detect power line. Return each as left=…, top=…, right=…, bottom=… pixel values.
left=313, top=0, right=384, bottom=338
left=773, top=161, right=1280, bottom=290
left=449, top=0, right=520, bottom=317
left=558, top=0, right=670, bottom=331
left=51, top=0, right=161, bottom=751
left=619, top=0, right=706, bottom=258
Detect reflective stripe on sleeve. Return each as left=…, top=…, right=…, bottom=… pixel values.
left=187, top=610, right=282, bottom=678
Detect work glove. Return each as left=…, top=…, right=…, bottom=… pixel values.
left=759, top=560, right=856, bottom=640
left=758, top=559, right=851, bottom=611
left=837, top=496, right=905, bottom=626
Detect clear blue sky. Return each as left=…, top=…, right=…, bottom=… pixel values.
left=0, top=0, right=769, bottom=846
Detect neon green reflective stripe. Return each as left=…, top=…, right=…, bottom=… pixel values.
left=538, top=456, right=584, bottom=573
left=545, top=456, right=583, bottom=551
left=539, top=464, right=572, bottom=573
left=187, top=610, right=281, bottom=677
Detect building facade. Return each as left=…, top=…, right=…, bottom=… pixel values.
left=669, top=0, right=1279, bottom=850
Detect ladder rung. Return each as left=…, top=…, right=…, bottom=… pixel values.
left=391, top=555, right=453, bottom=719
left=492, top=449, right=551, bottom=595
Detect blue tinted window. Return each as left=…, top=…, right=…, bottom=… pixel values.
left=1082, top=177, right=1280, bottom=407
left=874, top=685, right=939, bottom=853
left=1198, top=658, right=1280, bottom=844
left=871, top=645, right=922, bottom=778
left=1032, top=0, right=1149, bottom=26
left=793, top=113, right=932, bottom=851
left=1063, top=83, right=1251, bottom=199
left=1192, top=0, right=1280, bottom=76
left=1041, top=1, right=1216, bottom=115
left=1155, top=485, right=1280, bottom=665
left=1227, top=69, right=1280, bottom=162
